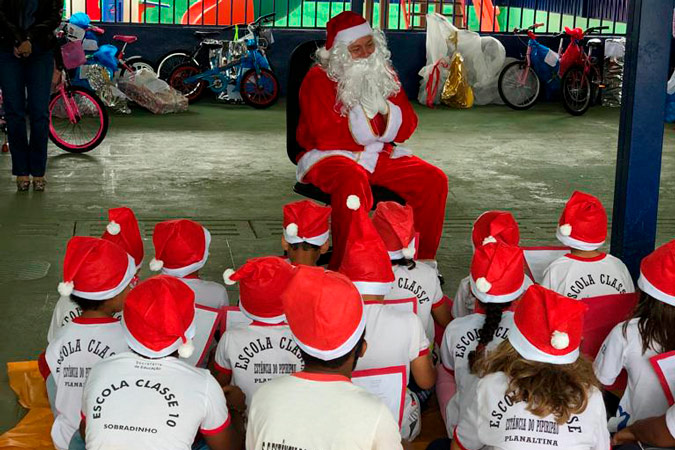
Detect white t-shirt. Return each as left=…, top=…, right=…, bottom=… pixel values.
left=541, top=253, right=635, bottom=300
left=181, top=278, right=229, bottom=310
left=666, top=405, right=675, bottom=438
left=454, top=372, right=610, bottom=450
left=386, top=262, right=445, bottom=342
left=45, top=317, right=129, bottom=450
left=214, top=322, right=304, bottom=408
left=355, top=303, right=430, bottom=382
left=594, top=318, right=668, bottom=430
left=82, top=352, right=230, bottom=450
left=451, top=275, right=476, bottom=319
left=439, top=311, right=514, bottom=430
left=246, top=372, right=403, bottom=449
left=47, top=296, right=82, bottom=343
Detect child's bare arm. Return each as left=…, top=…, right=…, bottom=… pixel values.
left=431, top=301, right=452, bottom=329
left=203, top=412, right=245, bottom=450
left=410, top=353, right=436, bottom=390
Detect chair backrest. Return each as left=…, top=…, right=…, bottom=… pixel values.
left=286, top=39, right=326, bottom=165
left=580, top=292, right=638, bottom=359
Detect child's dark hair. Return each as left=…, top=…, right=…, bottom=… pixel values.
left=70, top=294, right=103, bottom=312
left=391, top=257, right=416, bottom=270
left=468, top=301, right=511, bottom=373
left=289, top=242, right=322, bottom=252
left=624, top=291, right=675, bottom=354
left=300, top=332, right=366, bottom=370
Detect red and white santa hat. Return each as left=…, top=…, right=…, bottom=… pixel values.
left=283, top=200, right=332, bottom=246
left=122, top=275, right=197, bottom=359
left=470, top=242, right=530, bottom=304
left=58, top=236, right=136, bottom=300
left=281, top=265, right=365, bottom=360
left=637, top=239, right=675, bottom=306
left=149, top=219, right=211, bottom=278
left=223, top=256, right=296, bottom=324
left=339, top=195, right=395, bottom=296
left=508, top=285, right=588, bottom=365
left=556, top=191, right=607, bottom=251
left=472, top=211, right=520, bottom=249
left=372, top=201, right=416, bottom=260
left=101, top=207, right=144, bottom=269
left=325, top=11, right=373, bottom=50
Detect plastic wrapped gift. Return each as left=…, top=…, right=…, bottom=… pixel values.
left=82, top=64, right=131, bottom=114
left=602, top=38, right=625, bottom=108
left=440, top=53, right=474, bottom=109
left=118, top=69, right=188, bottom=114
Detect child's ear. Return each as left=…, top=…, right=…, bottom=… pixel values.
left=359, top=340, right=368, bottom=358
left=320, top=241, right=330, bottom=255
left=281, top=236, right=290, bottom=252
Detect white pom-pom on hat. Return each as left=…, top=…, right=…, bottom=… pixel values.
left=482, top=236, right=497, bottom=246
left=285, top=223, right=299, bottom=237
left=106, top=220, right=121, bottom=236
left=177, top=339, right=195, bottom=358
left=559, top=224, right=572, bottom=237
left=550, top=330, right=570, bottom=350
left=58, top=281, right=74, bottom=297
left=149, top=258, right=164, bottom=272
left=223, top=268, right=236, bottom=286
left=476, top=277, right=492, bottom=293
left=346, top=195, right=361, bottom=211
left=402, top=246, right=415, bottom=259
left=317, top=47, right=330, bottom=61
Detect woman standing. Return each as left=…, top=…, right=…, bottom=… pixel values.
left=0, top=0, right=62, bottom=191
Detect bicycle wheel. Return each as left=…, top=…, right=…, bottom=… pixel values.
left=498, top=61, right=541, bottom=110
left=156, top=51, right=194, bottom=80
left=169, top=62, right=206, bottom=103
left=562, top=66, right=592, bottom=116
left=240, top=68, right=279, bottom=109
left=49, top=86, right=109, bottom=153
left=119, top=56, right=155, bottom=79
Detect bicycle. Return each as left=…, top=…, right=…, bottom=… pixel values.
left=559, top=26, right=608, bottom=116
left=113, top=34, right=155, bottom=78
left=168, top=13, right=279, bottom=108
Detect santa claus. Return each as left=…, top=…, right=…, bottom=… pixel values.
left=296, top=11, right=449, bottom=269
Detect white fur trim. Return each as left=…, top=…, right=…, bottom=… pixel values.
left=71, top=254, right=136, bottom=301
left=475, top=277, right=492, bottom=293
left=177, top=339, right=195, bottom=358
left=348, top=106, right=379, bottom=146
left=388, top=238, right=416, bottom=260
left=482, top=236, right=497, bottom=246
left=550, top=331, right=570, bottom=350
left=106, top=221, right=121, bottom=235
left=284, top=229, right=330, bottom=246
left=638, top=271, right=675, bottom=307
left=160, top=228, right=212, bottom=278
left=402, top=246, right=415, bottom=259
left=508, top=318, right=579, bottom=365
left=346, top=195, right=361, bottom=210
left=285, top=223, right=299, bottom=237
left=223, top=268, right=236, bottom=286
left=291, top=307, right=366, bottom=360
left=239, top=302, right=286, bottom=324
left=470, top=275, right=531, bottom=304
left=296, top=151, right=380, bottom=183
left=58, top=281, right=74, bottom=297
left=559, top=224, right=572, bottom=236
left=379, top=101, right=402, bottom=143
left=555, top=227, right=604, bottom=251
left=353, top=280, right=393, bottom=296
left=333, top=21, right=373, bottom=47
left=122, top=313, right=197, bottom=358
left=149, top=258, right=164, bottom=272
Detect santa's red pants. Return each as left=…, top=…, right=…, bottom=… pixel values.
left=304, top=152, right=449, bottom=270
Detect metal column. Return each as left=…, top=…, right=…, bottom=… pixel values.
left=611, top=0, right=673, bottom=277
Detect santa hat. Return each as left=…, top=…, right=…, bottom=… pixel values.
left=223, top=257, right=296, bottom=324
left=470, top=242, right=530, bottom=304
left=150, top=219, right=211, bottom=278
left=281, top=265, right=365, bottom=360
left=472, top=211, right=520, bottom=248
left=325, top=11, right=373, bottom=50
left=556, top=191, right=607, bottom=251
left=637, top=240, right=675, bottom=306
left=101, top=207, right=144, bottom=269
left=58, top=236, right=136, bottom=300
left=508, top=285, right=588, bottom=365
left=372, top=201, right=416, bottom=260
left=283, top=200, right=331, bottom=246
left=122, top=275, right=196, bottom=359
left=339, top=196, right=395, bottom=296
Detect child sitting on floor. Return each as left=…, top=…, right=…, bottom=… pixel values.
left=47, top=207, right=143, bottom=342
left=372, top=201, right=451, bottom=343
left=281, top=200, right=331, bottom=266
left=45, top=237, right=135, bottom=450
left=542, top=191, right=634, bottom=299
left=452, top=211, right=521, bottom=318
left=594, top=240, right=675, bottom=431
left=218, top=256, right=303, bottom=409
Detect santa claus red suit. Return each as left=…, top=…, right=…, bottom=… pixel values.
left=296, top=11, right=448, bottom=269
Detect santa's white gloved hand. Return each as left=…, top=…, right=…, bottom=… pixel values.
left=359, top=80, right=389, bottom=119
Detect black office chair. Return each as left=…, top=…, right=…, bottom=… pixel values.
left=286, top=39, right=405, bottom=209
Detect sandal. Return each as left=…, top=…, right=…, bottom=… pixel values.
left=33, top=177, right=46, bottom=192
left=16, top=177, right=30, bottom=192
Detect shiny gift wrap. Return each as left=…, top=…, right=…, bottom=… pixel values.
left=440, top=53, right=474, bottom=109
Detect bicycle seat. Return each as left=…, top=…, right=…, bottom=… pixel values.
left=587, top=38, right=602, bottom=46
left=113, top=35, right=138, bottom=44
left=194, top=30, right=221, bottom=38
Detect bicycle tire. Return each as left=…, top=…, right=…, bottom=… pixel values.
left=119, top=56, right=155, bottom=78
left=561, top=65, right=592, bottom=116
left=168, top=62, right=206, bottom=103
left=240, top=68, right=279, bottom=109
left=498, top=60, right=541, bottom=110
left=48, top=86, right=109, bottom=153
left=156, top=51, right=196, bottom=80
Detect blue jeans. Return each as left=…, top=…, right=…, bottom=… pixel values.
left=0, top=47, right=53, bottom=177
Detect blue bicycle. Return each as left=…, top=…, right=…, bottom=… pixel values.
left=168, top=13, right=279, bottom=109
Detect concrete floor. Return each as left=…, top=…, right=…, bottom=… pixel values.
left=1, top=99, right=674, bottom=432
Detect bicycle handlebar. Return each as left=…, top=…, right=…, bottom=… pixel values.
left=513, top=22, right=544, bottom=33
left=585, top=25, right=610, bottom=34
